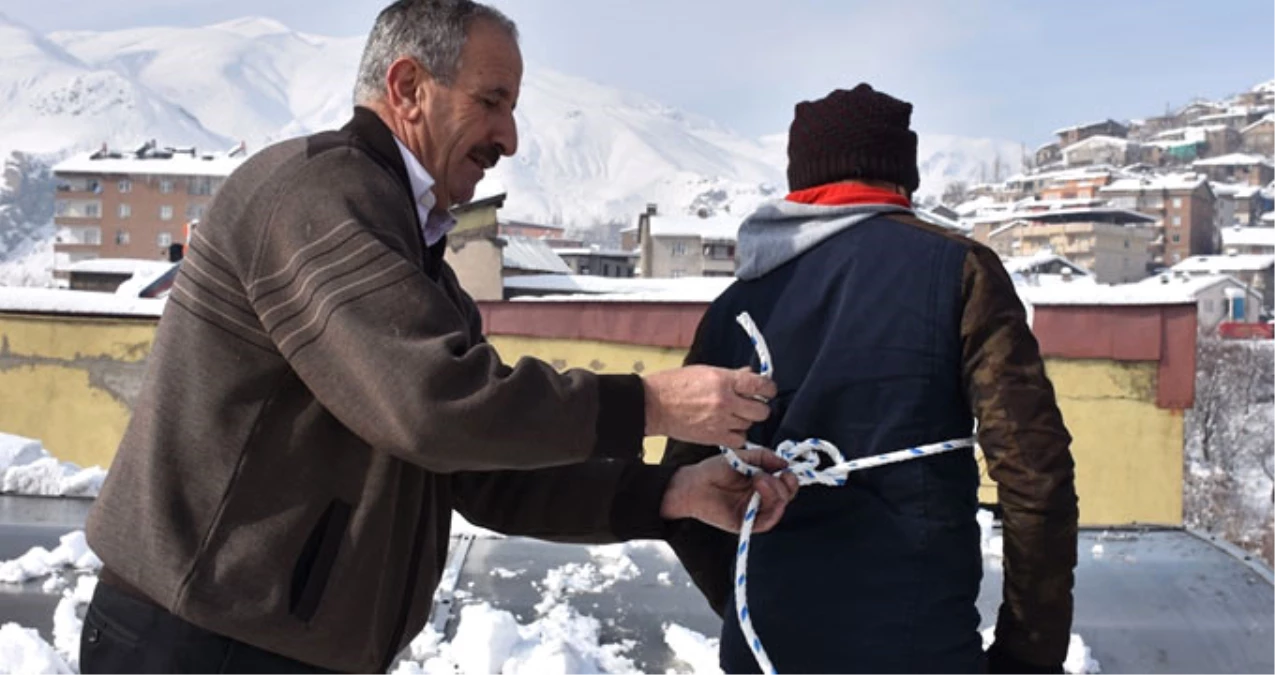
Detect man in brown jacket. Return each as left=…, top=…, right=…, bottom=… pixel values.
left=81, top=1, right=799, bottom=672
left=661, top=85, right=1079, bottom=673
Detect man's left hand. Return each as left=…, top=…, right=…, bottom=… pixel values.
left=660, top=448, right=799, bottom=533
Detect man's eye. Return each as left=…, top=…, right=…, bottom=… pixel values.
left=482, top=98, right=500, bottom=110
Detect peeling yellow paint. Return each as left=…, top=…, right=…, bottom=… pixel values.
left=0, top=315, right=156, bottom=363
left=0, top=364, right=131, bottom=469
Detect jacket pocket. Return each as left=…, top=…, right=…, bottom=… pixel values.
left=289, top=499, right=351, bottom=622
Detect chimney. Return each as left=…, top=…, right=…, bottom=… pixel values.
left=645, top=203, right=658, bottom=217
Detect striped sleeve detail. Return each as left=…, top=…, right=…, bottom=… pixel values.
left=249, top=218, right=419, bottom=359
left=170, top=229, right=274, bottom=351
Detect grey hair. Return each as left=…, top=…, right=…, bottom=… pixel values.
left=353, top=0, right=518, bottom=104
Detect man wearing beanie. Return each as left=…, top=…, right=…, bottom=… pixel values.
left=662, top=84, right=1079, bottom=674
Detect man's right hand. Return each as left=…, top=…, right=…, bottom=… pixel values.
left=642, top=366, right=777, bottom=447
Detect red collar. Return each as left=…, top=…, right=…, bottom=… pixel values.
left=786, top=183, right=912, bottom=208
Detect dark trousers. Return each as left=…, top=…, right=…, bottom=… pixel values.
left=81, top=580, right=334, bottom=674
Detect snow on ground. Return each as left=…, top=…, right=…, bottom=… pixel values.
left=663, top=623, right=721, bottom=674
left=0, top=531, right=100, bottom=586
left=0, top=433, right=106, bottom=498
left=982, top=627, right=1101, bottom=674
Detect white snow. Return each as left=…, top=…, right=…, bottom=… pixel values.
left=53, top=151, right=245, bottom=178
left=490, top=568, right=522, bottom=579
left=0, top=433, right=108, bottom=498
left=1172, top=253, right=1275, bottom=274
left=506, top=275, right=734, bottom=302
left=0, top=623, right=72, bottom=674
left=0, top=531, right=101, bottom=585
left=0, top=286, right=165, bottom=317
left=982, top=627, right=1100, bottom=674
left=663, top=623, right=722, bottom=674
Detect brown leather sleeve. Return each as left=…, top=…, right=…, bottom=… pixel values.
left=961, top=245, right=1079, bottom=669
left=659, top=315, right=738, bottom=617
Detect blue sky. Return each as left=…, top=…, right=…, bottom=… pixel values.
left=3, top=0, right=1272, bottom=144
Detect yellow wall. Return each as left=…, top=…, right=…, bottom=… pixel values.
left=0, top=316, right=1184, bottom=527
left=487, top=335, right=689, bottom=462
left=0, top=314, right=156, bottom=469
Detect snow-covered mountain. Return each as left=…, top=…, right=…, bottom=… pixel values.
left=0, top=14, right=1020, bottom=282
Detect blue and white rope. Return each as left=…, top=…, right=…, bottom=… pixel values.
left=721, top=312, right=976, bottom=674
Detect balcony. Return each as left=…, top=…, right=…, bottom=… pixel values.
left=54, top=227, right=102, bottom=247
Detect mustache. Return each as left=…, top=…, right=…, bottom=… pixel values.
left=470, top=145, right=501, bottom=169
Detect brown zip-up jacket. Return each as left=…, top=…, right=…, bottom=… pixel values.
left=86, top=108, right=677, bottom=673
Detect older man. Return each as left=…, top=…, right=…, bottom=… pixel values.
left=80, top=1, right=796, bottom=672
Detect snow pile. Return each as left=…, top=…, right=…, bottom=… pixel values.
left=0, top=530, right=101, bottom=585
left=392, top=602, right=636, bottom=675
left=0, top=433, right=107, bottom=497
left=0, top=623, right=72, bottom=674
left=663, top=623, right=722, bottom=674
left=982, top=627, right=1101, bottom=674
left=977, top=509, right=1003, bottom=560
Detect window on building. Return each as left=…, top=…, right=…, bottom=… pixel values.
left=84, top=202, right=100, bottom=218
left=188, top=178, right=213, bottom=196
left=84, top=227, right=102, bottom=245
left=671, top=242, right=687, bottom=257
left=157, top=232, right=173, bottom=248
left=86, top=180, right=101, bottom=194
left=160, top=179, right=175, bottom=194
left=115, top=230, right=130, bottom=245
left=1172, top=234, right=1181, bottom=243
left=1124, top=239, right=1130, bottom=249
left=1172, top=216, right=1182, bottom=227
left=580, top=265, right=590, bottom=275
left=671, top=269, right=686, bottom=278
left=186, top=204, right=206, bottom=222
left=160, top=206, right=173, bottom=221
left=118, top=203, right=131, bottom=219
left=118, top=179, right=131, bottom=194
left=1172, top=197, right=1183, bottom=208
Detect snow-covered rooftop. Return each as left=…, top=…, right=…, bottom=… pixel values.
left=1052, top=119, right=1127, bottom=136
left=552, top=246, right=639, bottom=258
left=64, top=258, right=174, bottom=276
left=1004, top=164, right=1127, bottom=185
left=1241, top=114, right=1274, bottom=134
left=646, top=213, right=743, bottom=241
left=1222, top=226, right=1275, bottom=250
left=501, top=236, right=572, bottom=274
left=1100, top=174, right=1209, bottom=193
left=1019, top=281, right=1200, bottom=307
left=1172, top=254, right=1275, bottom=274
left=0, top=287, right=165, bottom=317
left=1061, top=135, right=1134, bottom=152
left=1211, top=182, right=1262, bottom=199
left=1003, top=251, right=1092, bottom=277
left=505, top=274, right=734, bottom=302
left=1192, top=153, right=1275, bottom=168
left=53, top=146, right=245, bottom=178
left=1132, top=272, right=1261, bottom=298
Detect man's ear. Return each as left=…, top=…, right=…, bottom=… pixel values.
left=384, top=57, right=430, bottom=122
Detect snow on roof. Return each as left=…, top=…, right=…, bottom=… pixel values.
left=1218, top=225, right=1275, bottom=250
left=1052, top=119, right=1127, bottom=136
left=1241, top=115, right=1275, bottom=133
left=1004, top=164, right=1127, bottom=185
left=500, top=236, right=572, bottom=274
left=1263, top=212, right=1275, bottom=224
left=1172, top=253, right=1275, bottom=274
left=64, top=258, right=174, bottom=276
left=1019, top=280, right=1204, bottom=307
left=1015, top=206, right=1157, bottom=223
left=647, top=212, right=743, bottom=241
left=505, top=274, right=735, bottom=302
left=1061, top=135, right=1133, bottom=153
left=954, top=195, right=999, bottom=217
left=53, top=149, right=245, bottom=178
left=915, top=208, right=965, bottom=231
left=1002, top=251, right=1092, bottom=277
left=552, top=246, right=639, bottom=258
left=1100, top=173, right=1209, bottom=193
left=0, top=287, right=165, bottom=317
left=1133, top=272, right=1258, bottom=296
left=1192, top=153, right=1275, bottom=168
left=1211, top=182, right=1263, bottom=199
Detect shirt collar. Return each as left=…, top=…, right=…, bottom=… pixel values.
left=393, top=138, right=455, bottom=246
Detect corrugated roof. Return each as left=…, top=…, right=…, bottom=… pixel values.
left=500, top=236, right=572, bottom=274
